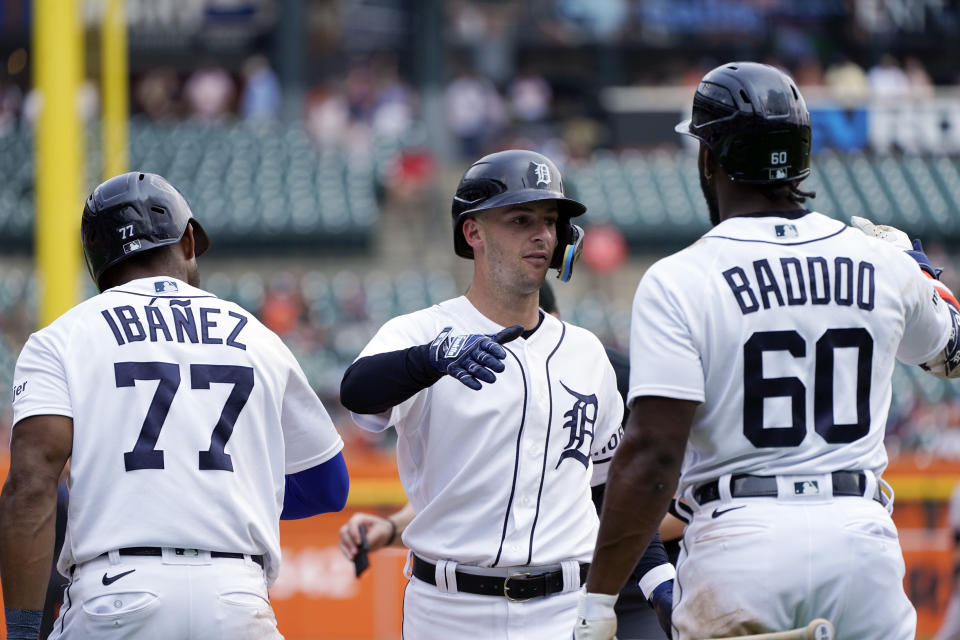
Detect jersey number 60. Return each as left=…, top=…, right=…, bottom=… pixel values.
left=115, top=361, right=254, bottom=472
left=743, top=328, right=872, bottom=447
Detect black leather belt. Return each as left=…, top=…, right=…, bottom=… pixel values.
left=411, top=555, right=588, bottom=602
left=693, top=471, right=881, bottom=505
left=103, top=546, right=265, bottom=569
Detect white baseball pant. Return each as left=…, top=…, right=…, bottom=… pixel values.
left=48, top=548, right=282, bottom=640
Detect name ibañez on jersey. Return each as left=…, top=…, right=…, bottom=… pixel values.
left=100, top=299, right=249, bottom=351
left=723, top=256, right=875, bottom=315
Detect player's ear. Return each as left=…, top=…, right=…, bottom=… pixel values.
left=462, top=216, right=484, bottom=254
left=179, top=223, right=197, bottom=261
left=699, top=144, right=715, bottom=182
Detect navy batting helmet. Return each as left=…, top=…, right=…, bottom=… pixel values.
left=81, top=172, right=210, bottom=292
left=451, top=150, right=586, bottom=282
left=675, top=62, right=811, bottom=184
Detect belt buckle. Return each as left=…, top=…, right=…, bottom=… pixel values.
left=503, top=572, right=534, bottom=602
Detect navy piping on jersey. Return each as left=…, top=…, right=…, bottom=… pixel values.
left=109, top=289, right=217, bottom=300
left=59, top=577, right=72, bottom=634
left=526, top=322, right=566, bottom=564
left=493, top=346, right=528, bottom=568
left=705, top=223, right=848, bottom=247
left=737, top=209, right=810, bottom=219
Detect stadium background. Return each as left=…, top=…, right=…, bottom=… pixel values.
left=1, top=0, right=960, bottom=638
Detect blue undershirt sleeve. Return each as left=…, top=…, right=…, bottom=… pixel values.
left=280, top=452, right=349, bottom=520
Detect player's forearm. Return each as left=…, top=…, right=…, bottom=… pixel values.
left=340, top=345, right=443, bottom=414
left=0, top=474, right=58, bottom=609
left=587, top=432, right=678, bottom=594
left=386, top=502, right=416, bottom=544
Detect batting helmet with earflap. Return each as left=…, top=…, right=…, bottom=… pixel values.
left=451, top=150, right=586, bottom=282
left=675, top=62, right=811, bottom=185
left=81, top=172, right=210, bottom=292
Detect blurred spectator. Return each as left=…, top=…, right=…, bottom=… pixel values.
left=0, top=79, right=22, bottom=133
left=304, top=84, right=351, bottom=147
left=134, top=67, right=182, bottom=120
left=824, top=56, right=869, bottom=106
left=867, top=54, right=910, bottom=100
left=792, top=57, right=825, bottom=88
left=370, top=59, right=416, bottom=137
left=508, top=70, right=552, bottom=122
left=444, top=68, right=505, bottom=157
left=240, top=55, right=281, bottom=121
left=904, top=56, right=935, bottom=99
left=260, top=271, right=304, bottom=337
left=184, top=63, right=236, bottom=121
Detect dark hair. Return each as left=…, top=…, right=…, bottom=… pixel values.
left=758, top=181, right=816, bottom=205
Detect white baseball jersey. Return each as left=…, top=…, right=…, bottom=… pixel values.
left=351, top=296, right=623, bottom=567
left=628, top=211, right=952, bottom=495
left=11, top=276, right=343, bottom=585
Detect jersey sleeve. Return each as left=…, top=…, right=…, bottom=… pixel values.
left=589, top=353, right=625, bottom=487
left=280, top=346, right=344, bottom=474
left=627, top=262, right=705, bottom=405
left=896, top=258, right=953, bottom=365
left=350, top=313, right=436, bottom=432
left=11, top=328, right=72, bottom=430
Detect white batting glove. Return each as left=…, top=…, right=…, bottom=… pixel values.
left=573, top=590, right=618, bottom=640
left=849, top=215, right=912, bottom=251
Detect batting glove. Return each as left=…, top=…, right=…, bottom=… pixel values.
left=851, top=216, right=946, bottom=279
left=428, top=325, right=523, bottom=390
left=573, top=590, right=618, bottom=640
left=849, top=215, right=912, bottom=251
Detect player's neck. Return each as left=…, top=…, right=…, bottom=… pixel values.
left=465, top=283, right=541, bottom=331
left=718, top=193, right=801, bottom=221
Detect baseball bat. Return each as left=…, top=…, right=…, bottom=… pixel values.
left=705, top=618, right=834, bottom=640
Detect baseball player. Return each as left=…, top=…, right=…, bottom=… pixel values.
left=575, top=62, right=960, bottom=640
left=0, top=172, right=349, bottom=640
left=339, top=149, right=675, bottom=639
left=338, top=282, right=674, bottom=638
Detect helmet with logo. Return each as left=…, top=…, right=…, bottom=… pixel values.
left=81, top=172, right=210, bottom=292
left=675, top=62, right=811, bottom=184
left=451, top=149, right=586, bottom=281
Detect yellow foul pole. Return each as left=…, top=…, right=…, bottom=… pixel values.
left=102, top=0, right=128, bottom=178
left=34, top=0, right=83, bottom=327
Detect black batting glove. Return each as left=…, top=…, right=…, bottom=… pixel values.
left=428, top=325, right=523, bottom=390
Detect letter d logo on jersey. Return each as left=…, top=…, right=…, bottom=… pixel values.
left=556, top=381, right=597, bottom=469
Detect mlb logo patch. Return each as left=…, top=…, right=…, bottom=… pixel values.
left=768, top=167, right=789, bottom=180
left=123, top=239, right=142, bottom=254
left=154, top=280, right=179, bottom=293
left=794, top=480, right=820, bottom=496
left=775, top=224, right=798, bottom=238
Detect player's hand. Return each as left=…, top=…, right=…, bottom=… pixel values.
left=851, top=216, right=944, bottom=279
left=850, top=215, right=912, bottom=251
left=428, top=325, right=523, bottom=390
left=338, top=512, right=394, bottom=560
left=573, top=590, right=618, bottom=640
left=648, top=579, right=673, bottom=638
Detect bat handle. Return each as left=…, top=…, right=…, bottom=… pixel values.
left=805, top=619, right=834, bottom=640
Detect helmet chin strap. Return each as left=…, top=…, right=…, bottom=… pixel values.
left=555, top=224, right=584, bottom=283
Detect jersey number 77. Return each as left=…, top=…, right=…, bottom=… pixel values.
left=115, top=361, right=254, bottom=472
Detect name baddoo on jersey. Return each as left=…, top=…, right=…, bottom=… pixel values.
left=722, top=256, right=875, bottom=315
left=100, top=303, right=249, bottom=350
